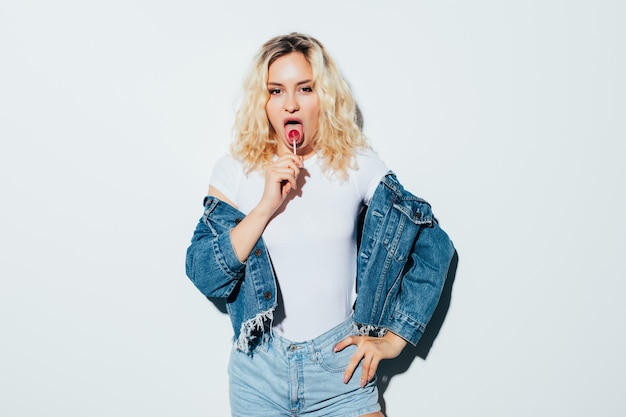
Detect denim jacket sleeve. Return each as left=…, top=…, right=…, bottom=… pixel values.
left=387, top=209, right=454, bottom=345
left=185, top=196, right=247, bottom=298
left=355, top=173, right=455, bottom=345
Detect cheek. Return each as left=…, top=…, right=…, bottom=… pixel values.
left=312, top=100, right=321, bottom=122
left=265, top=103, right=280, bottom=127
left=309, top=106, right=320, bottom=130
left=264, top=101, right=272, bottom=117
left=304, top=99, right=320, bottom=120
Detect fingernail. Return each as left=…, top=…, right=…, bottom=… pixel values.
left=343, top=376, right=349, bottom=384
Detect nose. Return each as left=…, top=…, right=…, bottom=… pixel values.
left=284, top=93, right=299, bottom=113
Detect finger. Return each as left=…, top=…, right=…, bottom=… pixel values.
left=276, top=153, right=302, bottom=167
left=278, top=181, right=294, bottom=200
left=272, top=157, right=301, bottom=178
left=361, top=356, right=380, bottom=387
left=367, top=357, right=381, bottom=383
left=333, top=336, right=355, bottom=353
left=270, top=168, right=298, bottom=188
left=283, top=170, right=298, bottom=190
left=359, top=354, right=374, bottom=387
left=288, top=164, right=300, bottom=180
left=343, top=351, right=362, bottom=384
left=274, top=162, right=299, bottom=179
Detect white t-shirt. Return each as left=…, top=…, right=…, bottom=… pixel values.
left=210, top=149, right=388, bottom=341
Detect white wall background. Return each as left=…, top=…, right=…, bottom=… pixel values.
left=2, top=1, right=624, bottom=416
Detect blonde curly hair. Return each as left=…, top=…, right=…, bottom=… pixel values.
left=231, top=32, right=369, bottom=180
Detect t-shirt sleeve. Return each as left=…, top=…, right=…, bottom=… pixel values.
left=355, top=148, right=389, bottom=205
left=209, top=155, right=242, bottom=205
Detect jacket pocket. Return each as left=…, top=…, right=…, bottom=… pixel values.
left=392, top=198, right=433, bottom=226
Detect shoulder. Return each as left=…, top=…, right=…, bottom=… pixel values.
left=355, top=147, right=386, bottom=169
left=210, top=154, right=248, bottom=184
left=351, top=147, right=389, bottom=202
left=213, top=154, right=244, bottom=174
left=209, top=154, right=246, bottom=203
left=354, top=148, right=388, bottom=178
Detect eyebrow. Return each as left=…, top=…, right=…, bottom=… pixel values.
left=267, top=79, right=313, bottom=87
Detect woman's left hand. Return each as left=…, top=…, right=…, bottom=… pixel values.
left=334, top=330, right=408, bottom=387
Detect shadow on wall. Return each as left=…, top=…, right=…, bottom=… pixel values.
left=377, top=250, right=459, bottom=417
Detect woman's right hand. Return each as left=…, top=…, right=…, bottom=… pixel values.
left=224, top=153, right=302, bottom=262
left=258, top=153, right=303, bottom=215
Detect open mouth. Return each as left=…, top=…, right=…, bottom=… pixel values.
left=284, top=119, right=303, bottom=146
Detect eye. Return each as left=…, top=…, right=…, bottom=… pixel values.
left=268, top=88, right=282, bottom=95
left=300, top=86, right=313, bottom=93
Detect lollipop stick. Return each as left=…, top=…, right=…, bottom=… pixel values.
left=288, top=129, right=300, bottom=155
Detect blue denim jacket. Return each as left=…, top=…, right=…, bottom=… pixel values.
left=186, top=172, right=454, bottom=353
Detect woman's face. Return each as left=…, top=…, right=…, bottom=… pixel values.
left=265, top=52, right=320, bottom=157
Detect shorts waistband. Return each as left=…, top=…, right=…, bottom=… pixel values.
left=270, top=315, right=356, bottom=351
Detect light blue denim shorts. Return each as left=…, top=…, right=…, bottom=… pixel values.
left=228, top=315, right=381, bottom=417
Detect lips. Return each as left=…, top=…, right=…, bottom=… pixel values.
left=284, top=118, right=303, bottom=145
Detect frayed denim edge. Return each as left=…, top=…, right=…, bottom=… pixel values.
left=234, top=308, right=274, bottom=354
left=354, top=323, right=388, bottom=338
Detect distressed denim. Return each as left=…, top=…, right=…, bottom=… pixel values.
left=186, top=172, right=454, bottom=352
left=228, top=315, right=380, bottom=416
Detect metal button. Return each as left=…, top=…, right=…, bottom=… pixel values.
left=289, top=344, right=297, bottom=351
left=234, top=218, right=242, bottom=224
left=254, top=248, right=262, bottom=256
left=263, top=291, right=272, bottom=300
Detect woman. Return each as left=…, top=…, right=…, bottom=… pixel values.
left=186, top=32, right=454, bottom=417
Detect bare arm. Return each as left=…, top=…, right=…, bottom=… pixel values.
left=209, top=153, right=302, bottom=262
